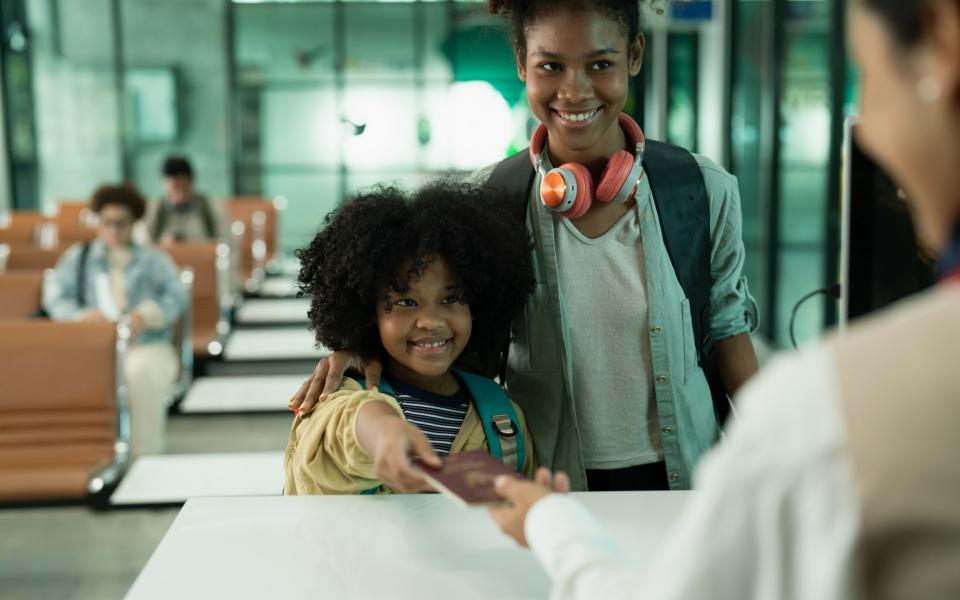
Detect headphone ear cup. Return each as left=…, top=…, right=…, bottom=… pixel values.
left=595, top=150, right=634, bottom=203
left=560, top=163, right=594, bottom=219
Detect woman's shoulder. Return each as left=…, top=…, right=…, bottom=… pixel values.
left=464, top=162, right=499, bottom=187
left=688, top=152, right=737, bottom=189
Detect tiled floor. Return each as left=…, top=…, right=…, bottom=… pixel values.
left=0, top=413, right=295, bottom=600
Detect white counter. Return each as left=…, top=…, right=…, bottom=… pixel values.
left=127, top=491, right=689, bottom=599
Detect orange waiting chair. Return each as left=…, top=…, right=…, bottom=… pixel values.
left=0, top=244, right=69, bottom=271
left=225, top=197, right=281, bottom=293
left=55, top=201, right=93, bottom=227
left=0, top=211, right=48, bottom=246
left=0, top=321, right=131, bottom=503
left=163, top=242, right=232, bottom=360
left=0, top=272, right=45, bottom=319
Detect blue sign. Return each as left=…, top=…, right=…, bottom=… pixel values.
left=671, top=0, right=713, bottom=21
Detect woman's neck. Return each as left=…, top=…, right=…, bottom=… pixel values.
left=546, top=121, right=629, bottom=177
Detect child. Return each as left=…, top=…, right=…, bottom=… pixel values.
left=284, top=181, right=537, bottom=495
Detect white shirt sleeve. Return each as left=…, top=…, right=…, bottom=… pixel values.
left=525, top=348, right=861, bottom=600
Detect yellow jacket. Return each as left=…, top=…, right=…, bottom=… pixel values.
left=284, top=377, right=537, bottom=495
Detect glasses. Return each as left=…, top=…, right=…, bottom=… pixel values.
left=100, top=218, right=133, bottom=229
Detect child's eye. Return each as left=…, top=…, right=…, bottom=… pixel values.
left=590, top=60, right=613, bottom=71
left=394, top=298, right=417, bottom=308
left=442, top=295, right=466, bottom=305
left=538, top=62, right=561, bottom=73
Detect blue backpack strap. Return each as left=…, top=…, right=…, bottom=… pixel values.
left=352, top=374, right=393, bottom=495
left=455, top=370, right=525, bottom=473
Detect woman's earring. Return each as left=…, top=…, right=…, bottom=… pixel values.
left=917, top=75, right=942, bottom=103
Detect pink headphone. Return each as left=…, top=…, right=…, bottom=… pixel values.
left=529, top=112, right=646, bottom=219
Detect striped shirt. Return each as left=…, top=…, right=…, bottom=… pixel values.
left=387, top=377, right=470, bottom=456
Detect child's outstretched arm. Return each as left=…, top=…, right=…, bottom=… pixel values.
left=283, top=378, right=440, bottom=495
left=355, top=402, right=441, bottom=493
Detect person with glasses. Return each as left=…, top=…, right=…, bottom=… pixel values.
left=44, top=184, right=188, bottom=456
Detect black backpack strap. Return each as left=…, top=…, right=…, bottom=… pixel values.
left=76, top=241, right=91, bottom=306
left=484, top=150, right=536, bottom=224
left=482, top=151, right=536, bottom=386
left=197, top=195, right=217, bottom=239
left=644, top=140, right=729, bottom=423
left=152, top=200, right=168, bottom=241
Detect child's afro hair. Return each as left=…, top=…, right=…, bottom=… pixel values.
left=296, top=180, right=535, bottom=370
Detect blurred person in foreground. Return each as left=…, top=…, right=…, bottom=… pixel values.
left=143, top=155, right=223, bottom=243
left=44, top=184, right=187, bottom=456
left=488, top=1, right=960, bottom=598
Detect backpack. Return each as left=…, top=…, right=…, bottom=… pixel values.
left=484, top=141, right=730, bottom=425
left=152, top=196, right=217, bottom=241
left=354, top=370, right=526, bottom=475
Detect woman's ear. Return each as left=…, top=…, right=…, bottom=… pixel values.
left=629, top=33, right=646, bottom=77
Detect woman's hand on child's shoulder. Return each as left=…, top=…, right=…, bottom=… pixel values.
left=288, top=351, right=383, bottom=415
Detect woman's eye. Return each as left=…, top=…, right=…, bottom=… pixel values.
left=591, top=60, right=613, bottom=71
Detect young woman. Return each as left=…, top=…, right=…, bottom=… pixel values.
left=290, top=0, right=759, bottom=492
left=44, top=184, right=187, bottom=456
left=490, top=1, right=960, bottom=598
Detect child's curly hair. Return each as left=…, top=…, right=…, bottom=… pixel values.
left=296, top=180, right=535, bottom=371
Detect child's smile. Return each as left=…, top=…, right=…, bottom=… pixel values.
left=377, top=257, right=472, bottom=394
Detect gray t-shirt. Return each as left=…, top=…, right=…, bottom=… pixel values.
left=555, top=208, right=663, bottom=469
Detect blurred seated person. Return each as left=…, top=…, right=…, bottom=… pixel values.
left=142, top=155, right=223, bottom=243
left=44, top=184, right=188, bottom=456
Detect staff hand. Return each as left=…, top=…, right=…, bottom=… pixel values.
left=288, top=351, right=383, bottom=415
left=489, top=467, right=570, bottom=547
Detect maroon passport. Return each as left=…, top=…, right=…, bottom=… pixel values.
left=417, top=450, right=525, bottom=507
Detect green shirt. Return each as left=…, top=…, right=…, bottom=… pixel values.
left=474, top=152, right=758, bottom=491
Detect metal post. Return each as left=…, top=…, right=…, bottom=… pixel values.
left=109, top=0, right=130, bottom=181
left=823, top=0, right=847, bottom=327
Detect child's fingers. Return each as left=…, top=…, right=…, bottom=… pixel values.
left=553, top=471, right=571, bottom=493
left=408, top=429, right=441, bottom=468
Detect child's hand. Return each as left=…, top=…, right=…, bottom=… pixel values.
left=489, top=467, right=570, bottom=547
left=370, top=417, right=442, bottom=493
left=356, top=400, right=441, bottom=493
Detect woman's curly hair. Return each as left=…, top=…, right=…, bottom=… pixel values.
left=296, top=180, right=535, bottom=371
left=90, top=183, right=147, bottom=221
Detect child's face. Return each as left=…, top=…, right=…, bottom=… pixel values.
left=376, top=257, right=472, bottom=385
left=517, top=9, right=643, bottom=161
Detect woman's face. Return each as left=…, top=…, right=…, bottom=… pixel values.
left=517, top=9, right=643, bottom=165
left=96, top=204, right=136, bottom=249
left=850, top=0, right=960, bottom=250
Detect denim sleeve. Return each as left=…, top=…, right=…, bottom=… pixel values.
left=145, top=249, right=188, bottom=328
left=701, top=160, right=760, bottom=340
left=42, top=243, right=85, bottom=321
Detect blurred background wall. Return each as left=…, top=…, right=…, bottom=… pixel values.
left=0, top=0, right=858, bottom=348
